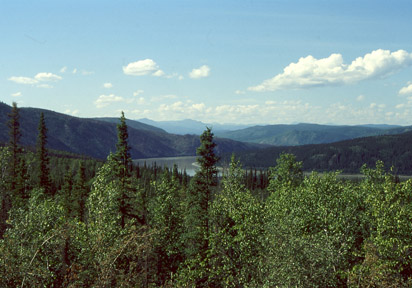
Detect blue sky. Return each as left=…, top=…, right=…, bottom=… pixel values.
left=2, top=0, right=412, bottom=125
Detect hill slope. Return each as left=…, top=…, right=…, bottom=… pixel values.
left=215, top=123, right=412, bottom=146
left=229, top=131, right=412, bottom=174
left=0, top=103, right=263, bottom=160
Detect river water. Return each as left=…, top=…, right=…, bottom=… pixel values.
left=133, top=156, right=199, bottom=176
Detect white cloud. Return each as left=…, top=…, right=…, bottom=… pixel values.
left=189, top=65, right=210, bottom=79
left=8, top=76, right=38, bottom=85
left=103, top=82, right=113, bottom=89
left=235, top=90, right=246, bottom=95
left=9, top=72, right=62, bottom=86
left=11, top=92, right=22, bottom=97
left=399, top=83, right=412, bottom=95
left=60, top=66, right=67, bottom=73
left=248, top=49, right=412, bottom=92
left=152, top=69, right=165, bottom=77
left=94, top=94, right=125, bottom=108
left=72, top=68, right=77, bottom=74
left=34, top=72, right=62, bottom=82
left=123, top=59, right=163, bottom=76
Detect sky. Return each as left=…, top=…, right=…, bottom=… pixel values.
left=2, top=0, right=412, bottom=125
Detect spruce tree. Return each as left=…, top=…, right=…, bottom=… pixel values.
left=7, top=102, right=23, bottom=193
left=1, top=103, right=27, bottom=237
left=182, top=127, right=219, bottom=285
left=36, top=112, right=52, bottom=195
left=114, top=112, right=140, bottom=228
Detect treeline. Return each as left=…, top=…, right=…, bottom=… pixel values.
left=1, top=103, right=412, bottom=287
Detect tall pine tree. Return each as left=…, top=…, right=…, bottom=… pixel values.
left=36, top=112, right=52, bottom=195
left=181, top=127, right=219, bottom=286
left=114, top=111, right=143, bottom=228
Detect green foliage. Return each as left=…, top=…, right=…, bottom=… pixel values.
left=0, top=188, right=87, bottom=287
left=264, top=154, right=368, bottom=286
left=267, top=153, right=304, bottom=192
left=149, top=169, right=184, bottom=285
left=207, top=156, right=266, bottom=287
left=348, top=162, right=412, bottom=286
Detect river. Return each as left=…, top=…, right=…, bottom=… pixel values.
left=133, top=156, right=199, bottom=176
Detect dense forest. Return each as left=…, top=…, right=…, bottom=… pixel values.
left=1, top=103, right=412, bottom=287
left=228, top=131, right=412, bottom=175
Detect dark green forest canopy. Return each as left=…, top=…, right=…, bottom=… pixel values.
left=224, top=130, right=412, bottom=175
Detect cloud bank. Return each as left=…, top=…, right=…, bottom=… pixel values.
left=248, top=49, right=412, bottom=92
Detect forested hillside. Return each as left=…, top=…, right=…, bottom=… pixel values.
left=0, top=102, right=264, bottom=159
left=1, top=104, right=412, bottom=287
left=228, top=131, right=412, bottom=174
left=215, top=123, right=412, bottom=146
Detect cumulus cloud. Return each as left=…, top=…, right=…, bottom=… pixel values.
left=8, top=72, right=62, bottom=87
left=95, top=94, right=124, bottom=108
left=152, top=69, right=165, bottom=77
left=248, top=49, right=412, bottom=92
left=8, top=76, right=38, bottom=85
left=189, top=65, right=210, bottom=79
left=34, top=72, right=62, bottom=82
left=123, top=59, right=163, bottom=76
left=103, top=82, right=113, bottom=89
left=60, top=66, right=67, bottom=73
left=399, top=83, right=412, bottom=95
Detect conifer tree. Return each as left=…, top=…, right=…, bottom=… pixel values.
left=114, top=112, right=142, bottom=228
left=7, top=102, right=23, bottom=194
left=36, top=112, right=52, bottom=195
left=181, top=127, right=219, bottom=285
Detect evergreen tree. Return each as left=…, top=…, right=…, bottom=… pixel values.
left=7, top=102, right=22, bottom=191
left=180, top=127, right=219, bottom=285
left=114, top=112, right=143, bottom=228
left=36, top=112, right=52, bottom=195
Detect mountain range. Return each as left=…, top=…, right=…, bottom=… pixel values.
left=2, top=102, right=412, bottom=174
left=137, top=118, right=252, bottom=135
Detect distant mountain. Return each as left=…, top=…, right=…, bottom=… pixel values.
left=226, top=130, right=412, bottom=174
left=92, top=117, right=166, bottom=133
left=359, top=124, right=402, bottom=129
left=0, top=102, right=265, bottom=160
left=215, top=123, right=412, bottom=146
left=138, top=118, right=252, bottom=135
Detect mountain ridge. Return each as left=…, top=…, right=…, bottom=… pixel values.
left=0, top=102, right=264, bottom=160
